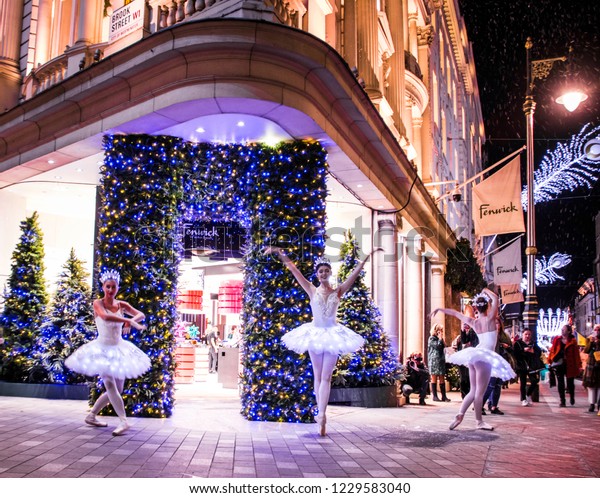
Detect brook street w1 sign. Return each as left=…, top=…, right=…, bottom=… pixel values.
left=109, top=0, right=144, bottom=43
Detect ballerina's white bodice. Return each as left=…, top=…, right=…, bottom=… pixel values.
left=310, top=290, right=340, bottom=328
left=476, top=330, right=497, bottom=351
left=95, top=309, right=124, bottom=346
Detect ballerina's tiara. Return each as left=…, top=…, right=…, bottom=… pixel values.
left=472, top=292, right=491, bottom=304
left=314, top=256, right=331, bottom=270
left=99, top=268, right=120, bottom=284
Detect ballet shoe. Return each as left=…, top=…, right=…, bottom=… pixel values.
left=476, top=421, right=494, bottom=431
left=448, top=413, right=464, bottom=430
left=315, top=414, right=327, bottom=437
left=112, top=419, right=130, bottom=436
left=85, top=413, right=107, bottom=427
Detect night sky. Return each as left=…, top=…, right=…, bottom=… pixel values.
left=458, top=0, right=600, bottom=309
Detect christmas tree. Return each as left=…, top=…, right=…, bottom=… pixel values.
left=0, top=211, right=48, bottom=382
left=30, top=249, right=96, bottom=384
left=334, top=231, right=401, bottom=387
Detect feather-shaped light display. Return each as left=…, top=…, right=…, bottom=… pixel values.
left=520, top=252, right=572, bottom=291
left=522, top=123, right=600, bottom=210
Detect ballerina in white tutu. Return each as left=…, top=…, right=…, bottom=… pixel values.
left=65, top=269, right=150, bottom=436
left=264, top=246, right=381, bottom=436
left=432, top=288, right=515, bottom=431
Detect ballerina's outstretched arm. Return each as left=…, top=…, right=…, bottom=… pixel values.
left=480, top=288, right=499, bottom=317
left=431, top=307, right=476, bottom=329
left=263, top=246, right=316, bottom=298
left=336, top=247, right=383, bottom=297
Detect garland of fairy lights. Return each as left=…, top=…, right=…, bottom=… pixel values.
left=95, top=135, right=327, bottom=421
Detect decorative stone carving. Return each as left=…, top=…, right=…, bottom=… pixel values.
left=417, top=25, right=434, bottom=46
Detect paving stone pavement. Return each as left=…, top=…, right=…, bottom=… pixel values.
left=0, top=380, right=598, bottom=479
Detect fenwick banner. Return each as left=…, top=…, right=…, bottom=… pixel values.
left=472, top=157, right=526, bottom=237
left=500, top=284, right=524, bottom=304
left=491, top=239, right=522, bottom=285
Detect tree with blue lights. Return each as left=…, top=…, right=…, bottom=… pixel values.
left=30, top=249, right=95, bottom=384
left=0, top=211, right=48, bottom=382
left=239, top=141, right=328, bottom=423
left=334, top=231, right=401, bottom=387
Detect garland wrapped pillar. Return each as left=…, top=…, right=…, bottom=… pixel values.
left=96, top=135, right=328, bottom=420
left=95, top=135, right=185, bottom=417
left=240, top=142, right=327, bottom=422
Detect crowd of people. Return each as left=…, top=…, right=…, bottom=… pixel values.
left=401, top=302, right=600, bottom=423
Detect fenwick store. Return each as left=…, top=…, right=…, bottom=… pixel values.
left=0, top=21, right=454, bottom=421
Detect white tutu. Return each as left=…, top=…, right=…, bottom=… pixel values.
left=65, top=314, right=151, bottom=379
left=282, top=323, right=365, bottom=355
left=281, top=289, right=364, bottom=355
left=448, top=330, right=516, bottom=381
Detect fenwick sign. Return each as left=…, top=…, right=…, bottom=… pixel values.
left=109, top=0, right=144, bottom=43
left=182, top=221, right=249, bottom=260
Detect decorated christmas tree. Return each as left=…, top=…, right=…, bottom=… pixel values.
left=0, top=211, right=48, bottom=382
left=30, top=249, right=95, bottom=384
left=334, top=231, right=401, bottom=387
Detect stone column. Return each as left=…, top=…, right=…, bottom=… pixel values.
left=34, top=0, right=52, bottom=67
left=356, top=0, right=380, bottom=97
left=404, top=234, right=424, bottom=357
left=0, top=0, right=25, bottom=112
left=74, top=0, right=102, bottom=46
left=430, top=261, right=446, bottom=329
left=411, top=114, right=423, bottom=176
left=376, top=214, right=399, bottom=354
left=384, top=0, right=406, bottom=137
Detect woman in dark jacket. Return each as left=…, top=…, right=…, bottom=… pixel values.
left=513, top=328, right=543, bottom=406
left=582, top=324, right=600, bottom=413
left=548, top=324, right=582, bottom=407
left=428, top=324, right=450, bottom=402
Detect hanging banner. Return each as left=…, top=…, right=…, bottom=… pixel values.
left=500, top=284, right=524, bottom=304
left=492, top=239, right=523, bottom=285
left=472, top=157, right=526, bottom=236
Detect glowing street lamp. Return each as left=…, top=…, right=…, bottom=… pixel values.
left=523, top=37, right=589, bottom=341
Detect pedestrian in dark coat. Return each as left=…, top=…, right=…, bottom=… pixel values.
left=582, top=324, right=600, bottom=413
left=514, top=328, right=543, bottom=406
left=428, top=324, right=450, bottom=402
left=456, top=323, right=479, bottom=399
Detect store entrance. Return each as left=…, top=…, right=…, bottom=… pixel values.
left=173, top=223, right=246, bottom=396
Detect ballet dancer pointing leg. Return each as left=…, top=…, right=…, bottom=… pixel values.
left=264, top=246, right=381, bottom=436
left=432, top=288, right=515, bottom=431
left=65, top=269, right=151, bottom=436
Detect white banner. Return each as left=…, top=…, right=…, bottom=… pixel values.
left=500, top=283, right=524, bottom=304
left=109, top=0, right=145, bottom=43
left=472, top=157, right=526, bottom=236
left=492, top=239, right=522, bottom=285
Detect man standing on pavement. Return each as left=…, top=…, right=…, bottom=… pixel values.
left=206, top=326, right=220, bottom=373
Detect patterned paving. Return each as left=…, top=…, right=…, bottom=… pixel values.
left=0, top=381, right=598, bottom=479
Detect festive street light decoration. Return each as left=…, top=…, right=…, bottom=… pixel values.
left=520, top=252, right=572, bottom=291
left=521, top=123, right=600, bottom=210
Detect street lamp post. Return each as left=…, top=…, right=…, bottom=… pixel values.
left=522, top=37, right=588, bottom=342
